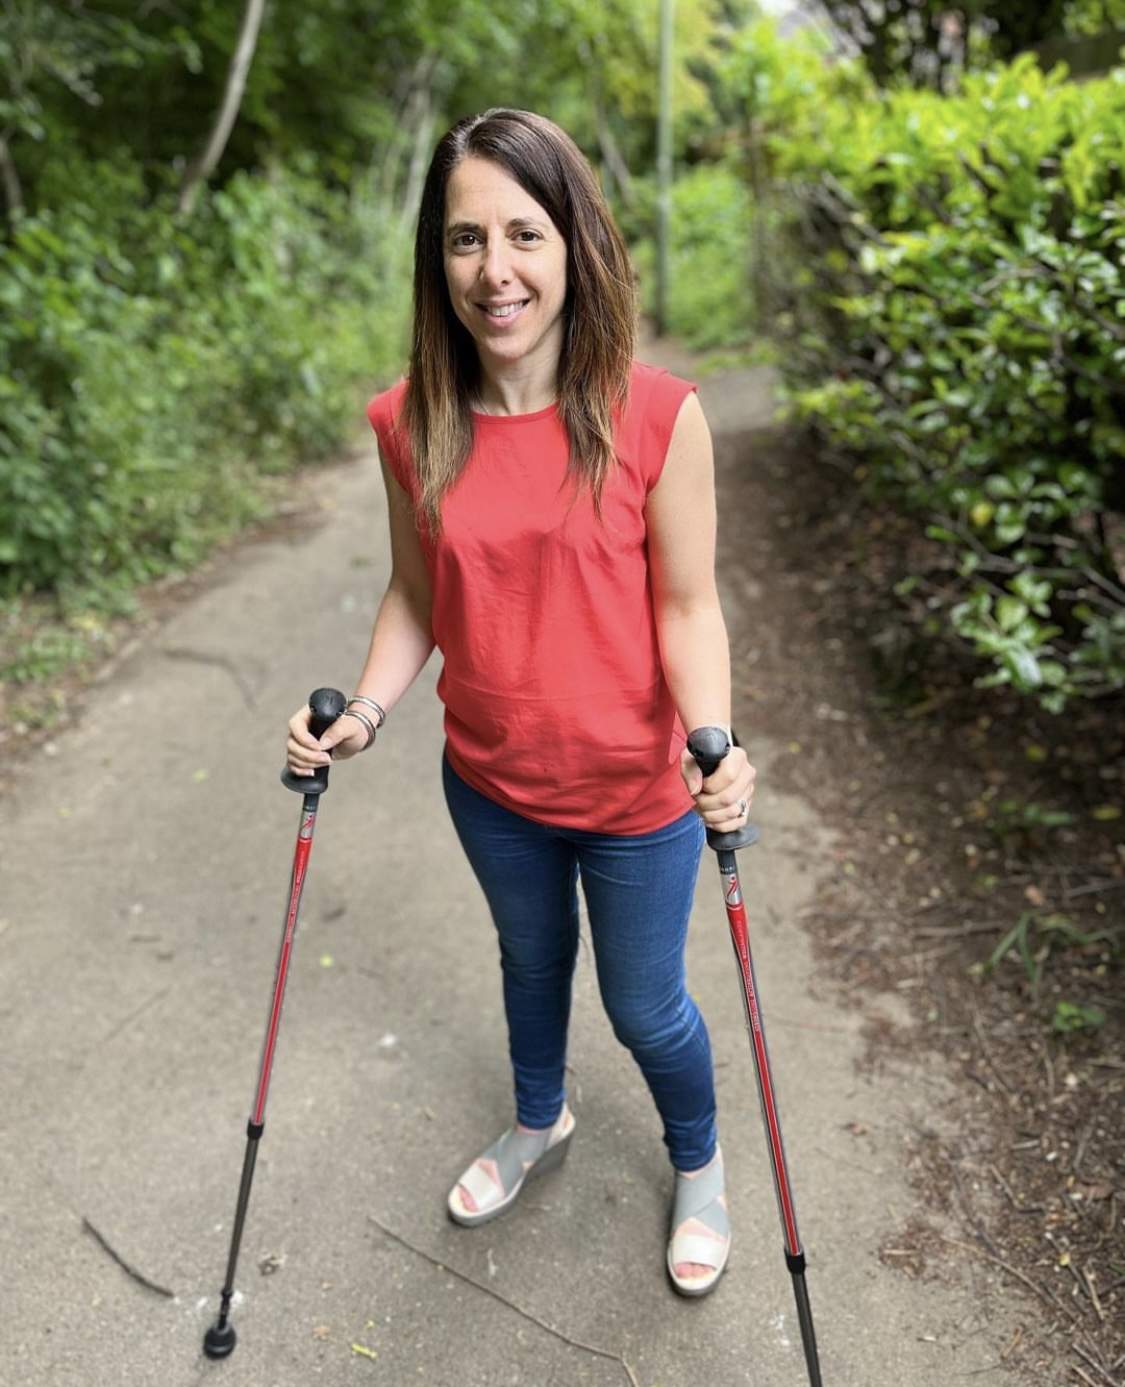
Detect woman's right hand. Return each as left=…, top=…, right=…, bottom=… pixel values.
left=286, top=704, right=371, bottom=777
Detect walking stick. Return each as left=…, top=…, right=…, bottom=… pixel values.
left=688, top=725, right=823, bottom=1387
left=203, top=686, right=347, bottom=1360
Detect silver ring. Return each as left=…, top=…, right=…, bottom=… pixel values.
left=736, top=798, right=748, bottom=818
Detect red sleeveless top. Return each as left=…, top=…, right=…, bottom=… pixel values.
left=366, top=359, right=698, bottom=833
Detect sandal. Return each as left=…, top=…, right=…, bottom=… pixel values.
left=666, top=1146, right=731, bottom=1297
left=447, top=1107, right=575, bottom=1227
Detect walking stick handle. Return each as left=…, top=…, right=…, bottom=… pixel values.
left=307, top=686, right=348, bottom=741
left=686, top=724, right=738, bottom=781
left=687, top=726, right=758, bottom=851
left=281, top=687, right=347, bottom=795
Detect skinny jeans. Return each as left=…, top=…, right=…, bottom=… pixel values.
left=441, top=746, right=718, bottom=1172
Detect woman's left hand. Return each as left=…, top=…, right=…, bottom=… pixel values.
left=680, top=743, right=756, bottom=832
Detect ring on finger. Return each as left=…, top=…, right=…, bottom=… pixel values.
left=736, top=798, right=748, bottom=818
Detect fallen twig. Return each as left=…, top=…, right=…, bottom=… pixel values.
left=989, top=1162, right=1044, bottom=1215
left=82, top=1216, right=174, bottom=1298
left=940, top=1235, right=1077, bottom=1325
left=970, top=1006, right=1014, bottom=1094
left=1084, top=1270, right=1107, bottom=1325
left=1075, top=1339, right=1122, bottom=1386
left=367, top=1213, right=640, bottom=1387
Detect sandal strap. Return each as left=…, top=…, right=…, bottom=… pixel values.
left=669, top=1229, right=728, bottom=1272
left=671, top=1155, right=729, bottom=1236
left=461, top=1117, right=567, bottom=1206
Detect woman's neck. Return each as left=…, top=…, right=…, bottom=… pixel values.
left=473, top=349, right=559, bottom=416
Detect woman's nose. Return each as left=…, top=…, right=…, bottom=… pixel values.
left=479, top=238, right=513, bottom=286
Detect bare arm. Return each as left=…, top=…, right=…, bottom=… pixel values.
left=645, top=391, right=756, bottom=829
left=349, top=451, right=437, bottom=715
left=286, top=450, right=436, bottom=773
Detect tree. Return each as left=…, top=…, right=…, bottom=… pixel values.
left=176, top=0, right=266, bottom=217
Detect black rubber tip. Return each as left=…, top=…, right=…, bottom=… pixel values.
left=203, top=1320, right=237, bottom=1359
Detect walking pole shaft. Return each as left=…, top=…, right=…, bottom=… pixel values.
left=718, top=850, right=802, bottom=1255
left=720, top=850, right=822, bottom=1386
left=688, top=725, right=823, bottom=1387
left=203, top=687, right=346, bottom=1360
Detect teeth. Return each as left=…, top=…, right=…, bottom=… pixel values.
left=483, top=301, right=527, bottom=317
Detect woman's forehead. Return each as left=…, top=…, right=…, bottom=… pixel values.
left=445, top=157, right=554, bottom=228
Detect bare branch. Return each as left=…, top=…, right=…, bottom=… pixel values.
left=176, top=0, right=266, bottom=218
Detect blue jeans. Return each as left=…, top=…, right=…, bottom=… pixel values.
left=441, top=747, right=718, bottom=1172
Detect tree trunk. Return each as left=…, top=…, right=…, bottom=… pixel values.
left=0, top=134, right=24, bottom=220
left=177, top=0, right=267, bottom=218
left=596, top=107, right=634, bottom=207
left=398, top=80, right=437, bottom=235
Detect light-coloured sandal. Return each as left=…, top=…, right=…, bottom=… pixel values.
left=666, top=1147, right=732, bottom=1297
left=447, top=1107, right=575, bottom=1228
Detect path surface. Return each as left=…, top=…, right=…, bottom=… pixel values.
left=2, top=346, right=1020, bottom=1385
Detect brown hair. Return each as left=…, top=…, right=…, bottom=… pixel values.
left=399, top=108, right=636, bottom=540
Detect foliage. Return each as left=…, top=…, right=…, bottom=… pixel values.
left=722, top=26, right=1125, bottom=711
left=809, top=0, right=1123, bottom=89
left=0, top=152, right=411, bottom=609
left=1052, top=999, right=1107, bottom=1031
left=983, top=908, right=1118, bottom=995
left=630, top=162, right=755, bottom=350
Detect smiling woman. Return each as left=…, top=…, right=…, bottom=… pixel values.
left=285, top=107, right=755, bottom=1301
left=393, top=108, right=639, bottom=541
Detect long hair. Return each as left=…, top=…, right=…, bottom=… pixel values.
left=400, top=108, right=636, bottom=540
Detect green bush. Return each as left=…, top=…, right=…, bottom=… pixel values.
left=0, top=152, right=411, bottom=612
left=629, top=163, right=756, bottom=350
left=710, top=20, right=1125, bottom=711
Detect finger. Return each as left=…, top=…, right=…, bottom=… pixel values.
left=708, top=790, right=751, bottom=824
left=286, top=738, right=331, bottom=771
left=288, top=711, right=323, bottom=752
left=680, top=747, right=703, bottom=796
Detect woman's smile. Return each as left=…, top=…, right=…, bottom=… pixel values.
left=476, top=297, right=531, bottom=328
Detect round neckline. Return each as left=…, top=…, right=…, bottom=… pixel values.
left=471, top=399, right=559, bottom=423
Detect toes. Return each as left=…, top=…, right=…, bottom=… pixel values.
left=457, top=1183, right=477, bottom=1213
left=674, top=1262, right=713, bottom=1280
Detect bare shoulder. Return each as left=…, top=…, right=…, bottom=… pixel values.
left=650, top=389, right=714, bottom=499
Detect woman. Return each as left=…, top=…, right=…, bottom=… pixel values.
left=286, top=108, right=755, bottom=1297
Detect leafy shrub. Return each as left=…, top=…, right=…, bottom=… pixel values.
left=709, top=20, right=1125, bottom=710
left=0, top=152, right=411, bottom=611
left=629, top=163, right=756, bottom=350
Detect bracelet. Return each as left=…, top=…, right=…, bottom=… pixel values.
left=341, top=708, right=378, bottom=751
left=347, top=694, right=387, bottom=728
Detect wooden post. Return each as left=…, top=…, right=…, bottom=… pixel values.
left=655, top=0, right=674, bottom=336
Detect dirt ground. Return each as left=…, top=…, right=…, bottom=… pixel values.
left=717, top=417, right=1124, bottom=1384
left=2, top=342, right=1122, bottom=1384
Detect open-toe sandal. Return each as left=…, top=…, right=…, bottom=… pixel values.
left=666, top=1146, right=731, bottom=1297
left=447, top=1107, right=575, bottom=1228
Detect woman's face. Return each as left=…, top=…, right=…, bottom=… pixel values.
left=443, top=156, right=568, bottom=377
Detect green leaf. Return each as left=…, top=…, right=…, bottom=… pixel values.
left=996, top=597, right=1029, bottom=631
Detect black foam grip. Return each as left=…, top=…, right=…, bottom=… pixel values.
left=685, top=725, right=740, bottom=781
left=308, top=688, right=347, bottom=742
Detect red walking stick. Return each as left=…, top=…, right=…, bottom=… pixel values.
left=688, top=725, right=823, bottom=1386
left=203, top=687, right=347, bottom=1360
